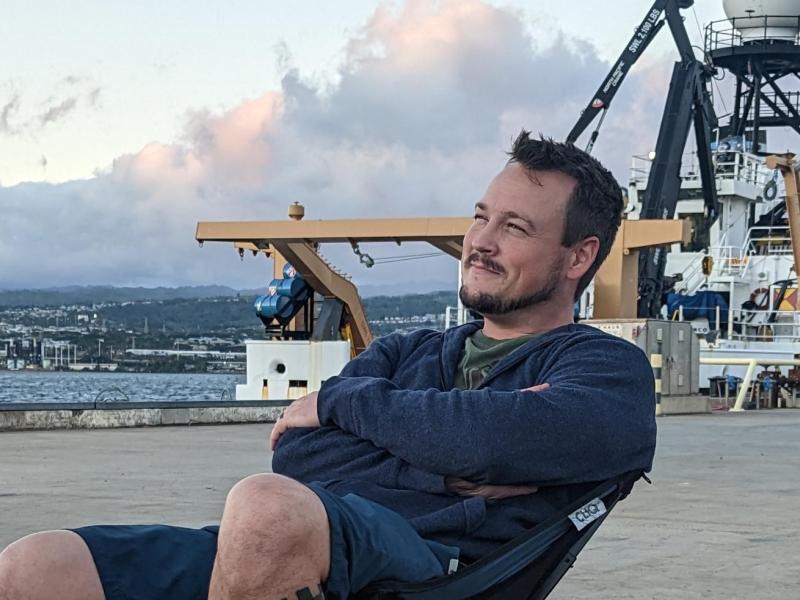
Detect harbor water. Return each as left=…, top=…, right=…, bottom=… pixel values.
left=0, top=371, right=245, bottom=404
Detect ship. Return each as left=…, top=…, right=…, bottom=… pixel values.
left=196, top=0, right=800, bottom=411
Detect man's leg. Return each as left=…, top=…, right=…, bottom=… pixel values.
left=0, top=474, right=330, bottom=600
left=209, top=473, right=331, bottom=600
left=0, top=530, right=104, bottom=600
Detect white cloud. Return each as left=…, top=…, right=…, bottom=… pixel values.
left=0, top=0, right=670, bottom=290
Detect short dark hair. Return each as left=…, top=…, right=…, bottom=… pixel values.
left=508, top=131, right=624, bottom=300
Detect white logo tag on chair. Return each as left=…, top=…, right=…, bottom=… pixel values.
left=568, top=497, right=607, bottom=531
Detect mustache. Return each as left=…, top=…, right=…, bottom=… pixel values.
left=466, top=252, right=505, bottom=274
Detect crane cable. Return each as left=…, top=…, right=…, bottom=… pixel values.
left=349, top=240, right=448, bottom=268
left=692, top=5, right=730, bottom=116
left=371, top=252, right=447, bottom=265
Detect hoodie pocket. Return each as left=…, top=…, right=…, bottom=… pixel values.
left=408, top=495, right=487, bottom=536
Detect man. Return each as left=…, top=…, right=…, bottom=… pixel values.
left=0, top=132, right=656, bottom=600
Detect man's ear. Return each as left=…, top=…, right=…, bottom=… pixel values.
left=566, top=236, right=600, bottom=282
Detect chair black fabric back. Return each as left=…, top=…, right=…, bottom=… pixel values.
left=356, top=471, right=643, bottom=600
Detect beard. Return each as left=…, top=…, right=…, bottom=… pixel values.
left=459, top=254, right=564, bottom=316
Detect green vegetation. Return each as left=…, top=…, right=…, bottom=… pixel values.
left=99, top=297, right=261, bottom=334
left=1, top=288, right=463, bottom=372
left=0, top=285, right=240, bottom=308
left=1, top=288, right=459, bottom=339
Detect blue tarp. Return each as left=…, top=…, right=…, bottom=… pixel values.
left=666, top=291, right=728, bottom=326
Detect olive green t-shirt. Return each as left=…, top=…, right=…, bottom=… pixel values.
left=453, top=330, right=536, bottom=390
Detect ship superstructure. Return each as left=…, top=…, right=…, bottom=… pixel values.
left=197, top=0, right=800, bottom=402
left=625, top=1, right=800, bottom=387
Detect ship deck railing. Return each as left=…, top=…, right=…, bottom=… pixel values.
left=712, top=245, right=752, bottom=276
left=674, top=305, right=800, bottom=343
left=677, top=227, right=793, bottom=294
left=744, top=225, right=793, bottom=256
left=674, top=245, right=751, bottom=295
left=629, top=150, right=773, bottom=192
left=705, top=15, right=800, bottom=52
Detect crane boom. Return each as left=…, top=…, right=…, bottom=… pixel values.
left=566, top=0, right=719, bottom=318
left=566, top=0, right=668, bottom=147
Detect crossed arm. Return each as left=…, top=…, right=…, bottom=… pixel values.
left=271, top=386, right=547, bottom=499
left=271, top=332, right=655, bottom=489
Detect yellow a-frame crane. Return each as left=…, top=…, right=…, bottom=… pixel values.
left=197, top=204, right=690, bottom=355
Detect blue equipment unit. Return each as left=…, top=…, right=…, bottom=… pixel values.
left=254, top=264, right=312, bottom=327
left=666, top=291, right=729, bottom=327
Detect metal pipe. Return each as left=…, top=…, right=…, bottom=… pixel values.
left=700, top=358, right=800, bottom=366
left=728, top=298, right=734, bottom=339
left=737, top=360, right=759, bottom=413
left=700, top=357, right=800, bottom=412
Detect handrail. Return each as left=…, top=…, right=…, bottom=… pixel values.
left=0, top=399, right=294, bottom=412
left=94, top=386, right=131, bottom=403
left=727, top=306, right=800, bottom=342
left=629, top=150, right=773, bottom=190
left=675, top=255, right=705, bottom=294
left=744, top=225, right=792, bottom=255
left=672, top=303, right=800, bottom=342
left=705, top=15, right=800, bottom=52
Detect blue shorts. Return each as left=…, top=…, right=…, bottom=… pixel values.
left=71, top=483, right=459, bottom=599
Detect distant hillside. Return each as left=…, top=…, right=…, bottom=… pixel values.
left=358, top=281, right=457, bottom=298
left=363, top=290, right=457, bottom=320
left=88, top=291, right=459, bottom=334
left=0, top=285, right=239, bottom=307
left=0, top=287, right=460, bottom=339
left=0, top=284, right=458, bottom=307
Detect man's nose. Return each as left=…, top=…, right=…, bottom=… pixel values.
left=470, top=221, right=499, bottom=255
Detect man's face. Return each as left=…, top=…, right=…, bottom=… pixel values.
left=460, top=162, right=576, bottom=316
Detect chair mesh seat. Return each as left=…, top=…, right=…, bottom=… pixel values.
left=356, top=471, right=644, bottom=600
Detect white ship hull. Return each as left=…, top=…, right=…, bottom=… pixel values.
left=627, top=150, right=800, bottom=390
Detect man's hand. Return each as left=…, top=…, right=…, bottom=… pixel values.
left=270, top=391, right=320, bottom=450
left=521, top=382, right=550, bottom=393
left=445, top=477, right=538, bottom=500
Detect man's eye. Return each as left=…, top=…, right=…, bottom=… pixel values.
left=474, top=214, right=488, bottom=222
left=507, top=223, right=526, bottom=233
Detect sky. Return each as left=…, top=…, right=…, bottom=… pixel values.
left=0, top=0, right=740, bottom=292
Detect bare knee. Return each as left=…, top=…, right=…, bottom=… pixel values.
left=0, top=531, right=104, bottom=600
left=215, top=474, right=330, bottom=588
left=222, top=473, right=327, bottom=542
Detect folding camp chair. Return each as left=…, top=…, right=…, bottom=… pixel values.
left=356, top=470, right=645, bottom=600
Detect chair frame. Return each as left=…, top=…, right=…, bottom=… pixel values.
left=357, top=470, right=645, bottom=600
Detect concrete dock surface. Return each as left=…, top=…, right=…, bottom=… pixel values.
left=1, top=411, right=798, bottom=599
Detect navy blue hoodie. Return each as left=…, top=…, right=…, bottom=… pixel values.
left=272, top=321, right=656, bottom=560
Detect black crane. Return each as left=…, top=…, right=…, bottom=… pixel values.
left=567, top=0, right=720, bottom=318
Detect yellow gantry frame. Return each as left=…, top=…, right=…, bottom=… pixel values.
left=765, top=153, right=800, bottom=277
left=593, top=219, right=692, bottom=319
left=196, top=217, right=471, bottom=353
left=196, top=215, right=689, bottom=352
